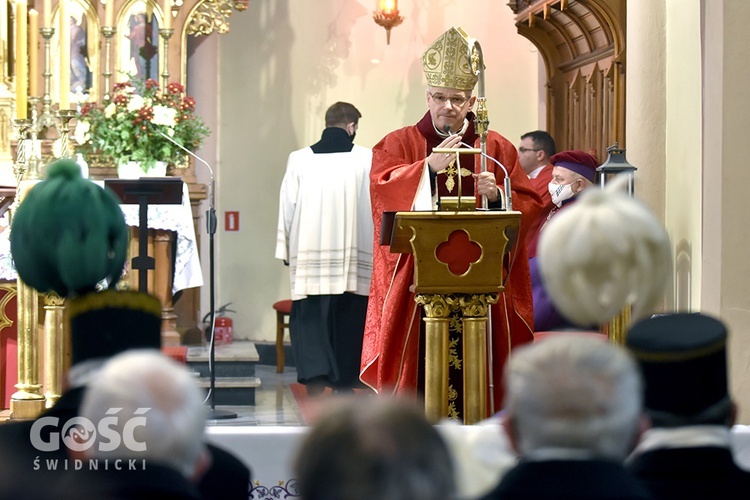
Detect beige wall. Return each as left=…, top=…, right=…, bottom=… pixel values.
left=664, top=0, right=703, bottom=313
left=629, top=0, right=750, bottom=423
left=705, top=0, right=750, bottom=423
left=197, top=0, right=538, bottom=343
left=628, top=0, right=702, bottom=312
left=627, top=0, right=667, bottom=252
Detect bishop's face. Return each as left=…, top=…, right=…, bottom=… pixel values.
left=426, top=87, right=476, bottom=133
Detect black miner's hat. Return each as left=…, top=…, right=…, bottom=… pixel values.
left=626, top=313, right=728, bottom=418
left=68, top=289, right=162, bottom=366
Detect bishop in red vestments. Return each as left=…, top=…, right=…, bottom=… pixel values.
left=360, top=27, right=543, bottom=416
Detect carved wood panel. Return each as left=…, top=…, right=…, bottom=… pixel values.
left=509, top=0, right=626, bottom=161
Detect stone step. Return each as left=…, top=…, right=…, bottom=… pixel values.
left=186, top=341, right=260, bottom=362
left=197, top=376, right=261, bottom=406
left=186, top=341, right=259, bottom=378
left=187, top=342, right=261, bottom=406
left=197, top=376, right=262, bottom=389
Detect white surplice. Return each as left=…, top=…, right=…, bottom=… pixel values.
left=275, top=146, right=373, bottom=300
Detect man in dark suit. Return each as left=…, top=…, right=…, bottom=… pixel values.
left=626, top=313, right=750, bottom=499
left=517, top=129, right=556, bottom=254
left=480, top=334, right=652, bottom=499
left=0, top=159, right=250, bottom=499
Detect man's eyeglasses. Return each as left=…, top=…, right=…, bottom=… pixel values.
left=429, top=92, right=470, bottom=107
left=518, top=147, right=542, bottom=153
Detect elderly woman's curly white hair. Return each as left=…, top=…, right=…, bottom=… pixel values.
left=538, top=177, right=672, bottom=327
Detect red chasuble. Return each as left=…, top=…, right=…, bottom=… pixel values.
left=525, top=163, right=555, bottom=256
left=361, top=111, right=543, bottom=414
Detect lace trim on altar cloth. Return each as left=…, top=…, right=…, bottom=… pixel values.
left=249, top=479, right=300, bottom=499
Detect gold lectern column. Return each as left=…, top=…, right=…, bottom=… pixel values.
left=459, top=293, right=498, bottom=425
left=43, top=292, right=65, bottom=408
left=10, top=279, right=45, bottom=419
left=415, top=294, right=456, bottom=422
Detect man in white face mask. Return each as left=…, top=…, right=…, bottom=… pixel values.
left=526, top=150, right=599, bottom=332
left=527, top=150, right=599, bottom=259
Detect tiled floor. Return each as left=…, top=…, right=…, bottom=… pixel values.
left=206, top=364, right=305, bottom=427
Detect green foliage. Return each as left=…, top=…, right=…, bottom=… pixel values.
left=75, top=77, right=210, bottom=172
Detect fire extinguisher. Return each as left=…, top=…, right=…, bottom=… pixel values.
left=203, top=303, right=236, bottom=345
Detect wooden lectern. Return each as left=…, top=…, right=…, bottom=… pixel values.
left=388, top=210, right=521, bottom=424
left=105, top=178, right=184, bottom=346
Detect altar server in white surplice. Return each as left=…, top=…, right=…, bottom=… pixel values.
left=276, top=102, right=373, bottom=396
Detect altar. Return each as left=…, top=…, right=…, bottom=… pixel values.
left=205, top=423, right=750, bottom=500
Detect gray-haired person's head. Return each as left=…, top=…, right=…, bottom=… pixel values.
left=80, top=350, right=208, bottom=479
left=504, top=334, right=643, bottom=461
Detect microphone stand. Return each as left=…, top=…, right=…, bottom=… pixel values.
left=153, top=127, right=236, bottom=420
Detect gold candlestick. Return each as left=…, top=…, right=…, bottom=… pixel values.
left=12, top=119, right=31, bottom=185
left=56, top=110, right=77, bottom=159
left=101, top=26, right=116, bottom=102
left=10, top=119, right=31, bottom=226
left=159, top=28, right=174, bottom=90
left=26, top=97, right=43, bottom=179
left=38, top=27, right=56, bottom=129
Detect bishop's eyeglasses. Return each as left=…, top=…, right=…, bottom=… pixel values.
left=429, top=92, right=470, bottom=107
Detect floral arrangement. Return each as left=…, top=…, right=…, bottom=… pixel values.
left=74, top=78, right=210, bottom=172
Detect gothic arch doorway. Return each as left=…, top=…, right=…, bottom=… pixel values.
left=508, top=0, right=626, bottom=159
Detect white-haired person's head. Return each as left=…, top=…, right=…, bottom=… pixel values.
left=538, top=177, right=671, bottom=327
left=502, top=334, right=643, bottom=461
left=79, top=349, right=209, bottom=480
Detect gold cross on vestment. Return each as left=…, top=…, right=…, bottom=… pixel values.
left=437, top=162, right=473, bottom=193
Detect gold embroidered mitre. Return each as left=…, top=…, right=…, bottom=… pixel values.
left=421, top=26, right=478, bottom=91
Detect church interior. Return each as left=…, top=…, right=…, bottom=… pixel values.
left=1, top=0, right=750, bottom=496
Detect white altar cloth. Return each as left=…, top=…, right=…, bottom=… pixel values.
left=204, top=423, right=750, bottom=500
left=205, top=426, right=304, bottom=498
left=0, top=181, right=203, bottom=293
left=115, top=181, right=203, bottom=293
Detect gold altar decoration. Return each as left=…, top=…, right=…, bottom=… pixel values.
left=391, top=211, right=521, bottom=424
left=3, top=0, right=239, bottom=417
left=10, top=279, right=44, bottom=419
left=9, top=116, right=52, bottom=420
left=43, top=292, right=65, bottom=408
left=187, top=0, right=239, bottom=36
